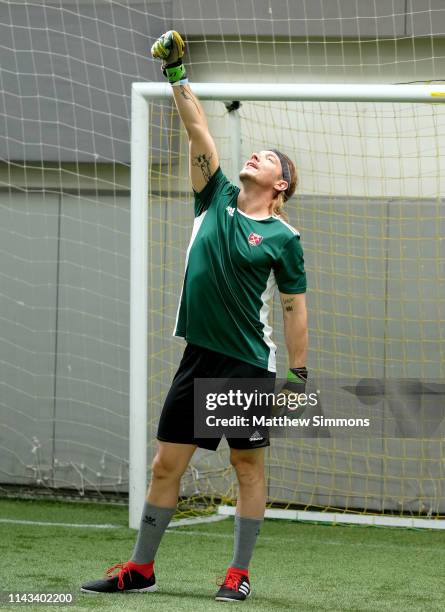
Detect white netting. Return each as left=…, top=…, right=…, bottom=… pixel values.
left=1, top=1, right=444, bottom=516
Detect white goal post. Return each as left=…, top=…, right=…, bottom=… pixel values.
left=129, top=82, right=445, bottom=529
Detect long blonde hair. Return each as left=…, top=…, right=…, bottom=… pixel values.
left=271, top=152, right=298, bottom=222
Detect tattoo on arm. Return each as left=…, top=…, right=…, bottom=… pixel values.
left=179, top=85, right=201, bottom=115
left=192, top=153, right=213, bottom=183
left=282, top=297, right=294, bottom=312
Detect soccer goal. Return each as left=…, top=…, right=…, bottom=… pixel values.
left=130, top=81, right=445, bottom=529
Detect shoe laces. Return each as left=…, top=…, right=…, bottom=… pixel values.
left=106, top=562, right=132, bottom=590
left=218, top=568, right=246, bottom=591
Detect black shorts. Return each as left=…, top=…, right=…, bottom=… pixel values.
left=157, top=344, right=276, bottom=451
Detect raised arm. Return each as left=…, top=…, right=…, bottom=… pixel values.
left=171, top=85, right=219, bottom=192
left=151, top=31, right=219, bottom=192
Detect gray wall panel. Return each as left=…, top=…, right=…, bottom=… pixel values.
left=52, top=194, right=130, bottom=490
left=0, top=2, right=172, bottom=162
left=3, top=1, right=440, bottom=165
left=1, top=189, right=443, bottom=508
left=268, top=439, right=385, bottom=512
left=277, top=197, right=387, bottom=377
left=386, top=201, right=445, bottom=378
left=407, top=0, right=445, bottom=37
left=175, top=0, right=406, bottom=37
left=0, top=193, right=59, bottom=484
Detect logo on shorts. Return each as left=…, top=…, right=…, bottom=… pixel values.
left=249, top=430, right=264, bottom=442
left=248, top=232, right=263, bottom=246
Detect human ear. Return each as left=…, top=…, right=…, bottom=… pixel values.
left=274, top=179, right=288, bottom=193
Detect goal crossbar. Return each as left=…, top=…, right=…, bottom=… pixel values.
left=129, top=82, right=445, bottom=529
left=133, top=81, right=445, bottom=103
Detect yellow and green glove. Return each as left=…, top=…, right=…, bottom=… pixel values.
left=151, top=30, right=187, bottom=84
left=273, top=367, right=308, bottom=418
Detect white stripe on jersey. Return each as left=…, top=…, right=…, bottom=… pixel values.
left=259, top=270, right=277, bottom=372
left=272, top=214, right=300, bottom=237
left=173, top=210, right=207, bottom=336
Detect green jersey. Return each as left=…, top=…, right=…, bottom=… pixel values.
left=174, top=167, right=306, bottom=372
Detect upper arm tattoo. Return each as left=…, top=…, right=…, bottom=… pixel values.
left=192, top=153, right=213, bottom=184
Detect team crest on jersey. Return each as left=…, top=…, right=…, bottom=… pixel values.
left=248, top=232, right=263, bottom=246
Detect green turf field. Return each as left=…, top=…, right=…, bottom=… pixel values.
left=1, top=498, right=444, bottom=611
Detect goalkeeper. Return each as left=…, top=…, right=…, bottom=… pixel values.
left=81, top=31, right=308, bottom=602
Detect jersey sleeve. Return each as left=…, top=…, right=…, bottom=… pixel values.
left=193, top=167, right=231, bottom=217
left=273, top=234, right=307, bottom=294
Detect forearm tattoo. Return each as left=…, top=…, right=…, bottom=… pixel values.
left=283, top=297, right=294, bottom=312
left=179, top=85, right=201, bottom=115
left=192, top=153, right=213, bottom=183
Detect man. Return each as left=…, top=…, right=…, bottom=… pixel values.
left=81, top=31, right=308, bottom=602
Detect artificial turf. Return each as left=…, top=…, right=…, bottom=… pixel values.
left=1, top=498, right=444, bottom=611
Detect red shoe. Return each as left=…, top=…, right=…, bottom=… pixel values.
left=215, top=567, right=250, bottom=601
left=81, top=560, right=156, bottom=593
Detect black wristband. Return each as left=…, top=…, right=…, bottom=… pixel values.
left=162, top=58, right=187, bottom=83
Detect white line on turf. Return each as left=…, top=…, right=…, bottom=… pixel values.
left=2, top=518, right=443, bottom=552
left=0, top=514, right=228, bottom=530
left=0, top=518, right=120, bottom=529
left=165, top=529, right=303, bottom=542
left=165, top=529, right=445, bottom=552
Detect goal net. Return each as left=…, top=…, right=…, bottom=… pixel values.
left=1, top=1, right=444, bottom=523
left=140, top=86, right=445, bottom=525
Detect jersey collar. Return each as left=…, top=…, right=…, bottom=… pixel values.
left=237, top=208, right=272, bottom=221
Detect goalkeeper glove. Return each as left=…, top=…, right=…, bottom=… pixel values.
left=287, top=367, right=308, bottom=391
left=151, top=30, right=187, bottom=84
left=273, top=367, right=308, bottom=418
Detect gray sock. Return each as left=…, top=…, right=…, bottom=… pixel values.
left=231, top=515, right=263, bottom=570
left=130, top=501, right=175, bottom=564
